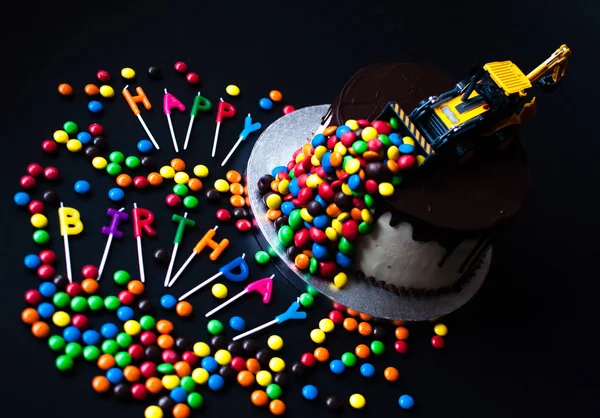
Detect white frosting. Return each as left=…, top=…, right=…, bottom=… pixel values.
left=354, top=213, right=481, bottom=291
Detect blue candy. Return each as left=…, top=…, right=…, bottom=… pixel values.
left=137, top=139, right=153, bottom=153
left=77, top=132, right=92, bottom=144
left=329, top=359, right=346, bottom=374
left=63, top=326, right=81, bottom=342
left=39, top=282, right=57, bottom=297
left=321, top=152, right=334, bottom=174
left=314, top=195, right=327, bottom=208
left=259, top=98, right=273, bottom=110
left=336, top=251, right=353, bottom=268
left=88, top=101, right=103, bottom=113
left=201, top=356, right=218, bottom=373
left=160, top=294, right=177, bottom=310
left=108, top=187, right=125, bottom=202
left=313, top=215, right=329, bottom=230
left=335, top=125, right=351, bottom=138
left=288, top=178, right=301, bottom=197
left=106, top=367, right=124, bottom=384
left=82, top=330, right=101, bottom=345
left=399, top=394, right=414, bottom=409
left=302, top=384, right=319, bottom=400
left=360, top=363, right=375, bottom=378
left=399, top=143, right=415, bottom=154
left=101, top=323, right=119, bottom=339
left=74, top=180, right=91, bottom=194
left=14, top=192, right=30, bottom=206
left=281, top=201, right=296, bottom=216
left=311, top=134, right=326, bottom=148
left=117, top=306, right=135, bottom=322
left=389, top=133, right=402, bottom=146
left=347, top=174, right=361, bottom=190
left=208, top=374, right=224, bottom=391
left=170, top=387, right=188, bottom=403
left=24, top=254, right=41, bottom=269
left=229, top=316, right=246, bottom=331
left=312, top=243, right=329, bottom=260
left=37, top=302, right=55, bottom=318
left=271, top=166, right=287, bottom=177
left=304, top=221, right=313, bottom=230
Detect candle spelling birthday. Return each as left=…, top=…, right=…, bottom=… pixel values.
left=163, top=88, right=186, bottom=153
left=98, top=207, right=128, bottom=281
left=58, top=202, right=84, bottom=283
left=164, top=213, right=195, bottom=287
left=183, top=92, right=211, bottom=151
left=122, top=85, right=159, bottom=150
left=132, top=203, right=156, bottom=283
left=205, top=275, right=274, bottom=317
left=211, top=98, right=236, bottom=157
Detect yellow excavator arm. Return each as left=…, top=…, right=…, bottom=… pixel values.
left=527, top=44, right=571, bottom=85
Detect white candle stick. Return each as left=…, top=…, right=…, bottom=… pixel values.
left=137, top=114, right=160, bottom=150
left=97, top=207, right=126, bottom=281
left=178, top=271, right=223, bottom=301
left=60, top=203, right=73, bottom=283
left=133, top=203, right=145, bottom=283
left=221, top=136, right=243, bottom=167
left=164, top=212, right=188, bottom=287
left=178, top=253, right=248, bottom=300
left=233, top=319, right=278, bottom=341
left=221, top=113, right=261, bottom=167
left=183, top=114, right=196, bottom=151
left=212, top=120, right=222, bottom=157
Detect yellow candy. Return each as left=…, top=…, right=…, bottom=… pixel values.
left=378, top=182, right=395, bottom=197
left=361, top=127, right=378, bottom=140
left=225, top=84, right=240, bottom=96
left=318, top=318, right=335, bottom=333
left=174, top=172, right=190, bottom=184
left=256, top=370, right=272, bottom=387
left=266, top=194, right=282, bottom=210
left=310, top=329, right=326, bottom=344
left=325, top=227, right=338, bottom=241
left=121, top=67, right=136, bottom=79
left=211, top=283, right=228, bottom=299
left=31, top=214, right=48, bottom=228
left=124, top=320, right=142, bottom=335
left=345, top=119, right=359, bottom=130
left=310, top=155, right=321, bottom=166
left=302, top=143, right=313, bottom=157
left=269, top=357, right=286, bottom=373
left=193, top=164, right=209, bottom=178
left=314, top=145, right=327, bottom=160
left=344, top=158, right=360, bottom=174
left=161, top=375, right=180, bottom=390
left=267, top=335, right=284, bottom=351
left=333, top=272, right=348, bottom=289
left=332, top=219, right=342, bottom=234
left=361, top=209, right=374, bottom=224
left=402, top=136, right=415, bottom=146
left=277, top=179, right=289, bottom=195
left=300, top=208, right=314, bottom=223
left=99, top=85, right=115, bottom=98
left=67, top=139, right=82, bottom=152
left=193, top=342, right=210, bottom=358
left=159, top=166, right=176, bottom=179
left=349, top=393, right=366, bottom=409
left=333, top=142, right=347, bottom=156
left=52, top=311, right=71, bottom=327
left=214, top=179, right=230, bottom=193
left=92, top=157, right=107, bottom=170
left=337, top=212, right=350, bottom=223
left=306, top=174, right=323, bottom=189
left=341, top=183, right=352, bottom=196
left=214, top=349, right=232, bottom=365
left=416, top=155, right=426, bottom=165
left=434, top=323, right=448, bottom=336
left=387, top=146, right=400, bottom=161
left=53, top=130, right=69, bottom=144
left=191, top=367, right=209, bottom=384
left=295, top=153, right=305, bottom=163
left=145, top=405, right=163, bottom=418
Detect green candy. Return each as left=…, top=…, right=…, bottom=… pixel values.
left=341, top=352, right=357, bottom=367
left=306, top=285, right=320, bottom=297
left=63, top=121, right=79, bottom=135
left=187, top=392, right=204, bottom=409
left=104, top=295, right=120, bottom=310
left=140, top=315, right=156, bottom=331
left=52, top=292, right=71, bottom=308
left=109, top=151, right=125, bottom=164
left=183, top=196, right=199, bottom=209
left=370, top=340, right=385, bottom=355
left=101, top=339, right=119, bottom=355
left=299, top=293, right=314, bottom=308
left=125, top=156, right=141, bottom=169
left=288, top=210, right=302, bottom=231
left=65, top=342, right=83, bottom=358
left=33, top=230, right=50, bottom=245
left=358, top=222, right=373, bottom=235
left=390, top=117, right=400, bottom=130
left=364, top=194, right=374, bottom=209
left=83, top=346, right=101, bottom=361
left=266, top=383, right=282, bottom=399
left=391, top=175, right=403, bottom=186
left=338, top=237, right=356, bottom=255
left=70, top=296, right=88, bottom=312
left=267, top=246, right=278, bottom=258
left=309, top=257, right=318, bottom=274
left=172, top=214, right=196, bottom=245
left=278, top=225, right=293, bottom=246
left=113, top=270, right=131, bottom=286
left=88, top=295, right=104, bottom=311
left=56, top=355, right=74, bottom=371
left=255, top=251, right=271, bottom=265
left=181, top=376, right=197, bottom=392
left=351, top=140, right=368, bottom=154
left=378, top=134, right=391, bottom=147
left=173, top=184, right=189, bottom=196
left=48, top=335, right=66, bottom=352
left=116, top=333, right=133, bottom=348
left=289, top=169, right=296, bottom=179
left=106, top=163, right=122, bottom=176
left=351, top=189, right=365, bottom=197
left=207, top=319, right=223, bottom=335
left=158, top=363, right=175, bottom=374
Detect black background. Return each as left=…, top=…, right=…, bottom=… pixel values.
left=1, top=1, right=599, bottom=418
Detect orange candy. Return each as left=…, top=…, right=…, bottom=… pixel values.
left=313, top=347, right=330, bottom=362
left=270, top=180, right=279, bottom=193
left=392, top=320, right=406, bottom=326
left=157, top=334, right=175, bottom=349
left=123, top=365, right=141, bottom=382
left=173, top=404, right=191, bottom=418
left=174, top=361, right=192, bottom=377
left=230, top=182, right=244, bottom=195
left=176, top=301, right=193, bottom=317
left=326, top=203, right=342, bottom=218
left=237, top=370, right=255, bottom=387
left=246, top=358, right=261, bottom=374
left=92, top=376, right=110, bottom=393
left=269, top=399, right=286, bottom=415
left=32, top=321, right=50, bottom=338
left=226, top=170, right=242, bottom=183
left=329, top=152, right=343, bottom=167
left=97, top=354, right=116, bottom=370
left=323, top=125, right=337, bottom=136
left=301, top=143, right=313, bottom=156
left=251, top=390, right=269, bottom=407
left=350, top=208, right=362, bottom=221
left=85, top=84, right=100, bottom=96
left=230, top=195, right=245, bottom=208
left=21, top=308, right=39, bottom=324
left=81, top=278, right=99, bottom=294
left=58, top=83, right=73, bottom=96
left=343, top=318, right=358, bottom=332
left=147, top=172, right=163, bottom=186
left=395, top=326, right=409, bottom=340
left=128, top=280, right=145, bottom=295
left=156, top=320, right=174, bottom=334
left=358, top=312, right=372, bottom=321
left=188, top=178, right=203, bottom=192
left=387, top=160, right=399, bottom=173
left=170, top=158, right=186, bottom=171
left=355, top=344, right=370, bottom=359
left=269, top=90, right=283, bottom=102
left=295, top=254, right=310, bottom=270
left=346, top=308, right=359, bottom=317
left=358, top=322, right=373, bottom=336
left=267, top=209, right=282, bottom=221
left=116, top=174, right=132, bottom=187
left=145, top=377, right=163, bottom=394
left=384, top=366, right=399, bottom=382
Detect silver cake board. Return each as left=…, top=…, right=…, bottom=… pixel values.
left=246, top=105, right=491, bottom=321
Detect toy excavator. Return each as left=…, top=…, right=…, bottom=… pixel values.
left=382, top=44, right=571, bottom=163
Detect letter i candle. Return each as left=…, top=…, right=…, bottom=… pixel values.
left=98, top=207, right=128, bottom=281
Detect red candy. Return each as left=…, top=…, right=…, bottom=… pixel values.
left=20, top=175, right=36, bottom=189
left=286, top=160, right=295, bottom=172
left=365, top=179, right=378, bottom=194
left=352, top=197, right=366, bottom=210
left=300, top=352, right=317, bottom=367
left=162, top=349, right=178, bottom=364
left=297, top=174, right=308, bottom=188
left=133, top=176, right=149, bottom=189
left=309, top=227, right=327, bottom=244
left=27, top=163, right=44, bottom=177
left=65, top=282, right=82, bottom=297
left=25, top=289, right=42, bottom=305
left=140, top=331, right=157, bottom=346
left=182, top=351, right=198, bottom=366
left=394, top=340, right=409, bottom=354
left=81, top=265, right=98, bottom=280
left=276, top=171, right=290, bottom=181
left=340, top=131, right=356, bottom=147
left=318, top=261, right=337, bottom=277
left=131, top=383, right=147, bottom=400
left=43, top=167, right=60, bottom=181
left=28, top=200, right=44, bottom=214
left=236, top=219, right=252, bottom=232
left=71, top=314, right=88, bottom=329
left=41, top=140, right=58, bottom=154
left=294, top=229, right=311, bottom=249
left=129, top=344, right=145, bottom=360
left=39, top=250, right=56, bottom=264
left=216, top=209, right=231, bottom=222
left=341, top=220, right=359, bottom=241
left=315, top=167, right=327, bottom=179
left=431, top=335, right=445, bottom=349
left=140, top=361, right=157, bottom=377
left=318, top=183, right=334, bottom=201
left=372, top=120, right=392, bottom=135
left=326, top=136, right=338, bottom=150
left=357, top=119, right=371, bottom=128
left=398, top=154, right=416, bottom=169
left=89, top=123, right=104, bottom=135
left=368, top=138, right=383, bottom=151
left=298, top=188, right=313, bottom=206
left=186, top=72, right=200, bottom=85
left=231, top=357, right=246, bottom=372
left=118, top=290, right=135, bottom=305
left=283, top=105, right=295, bottom=114
left=174, top=62, right=188, bottom=73
left=37, top=264, right=55, bottom=280
left=166, top=194, right=182, bottom=207
left=97, top=70, right=111, bottom=82
left=328, top=310, right=344, bottom=324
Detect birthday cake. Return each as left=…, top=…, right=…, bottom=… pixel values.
left=257, top=46, right=569, bottom=295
